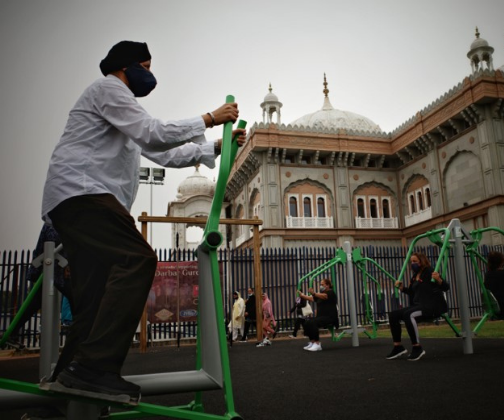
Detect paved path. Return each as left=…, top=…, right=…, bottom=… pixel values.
left=1, top=337, right=503, bottom=419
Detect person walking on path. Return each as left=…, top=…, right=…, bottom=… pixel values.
left=228, top=291, right=245, bottom=341
left=240, top=287, right=256, bottom=342
left=256, top=293, right=276, bottom=347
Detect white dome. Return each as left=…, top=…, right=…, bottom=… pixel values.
left=261, top=84, right=281, bottom=105
left=468, top=27, right=494, bottom=56
left=291, top=96, right=382, bottom=132
left=264, top=91, right=279, bottom=102
left=470, top=37, right=490, bottom=50
left=176, top=167, right=215, bottom=199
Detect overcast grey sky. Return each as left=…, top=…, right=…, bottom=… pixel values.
left=1, top=0, right=503, bottom=252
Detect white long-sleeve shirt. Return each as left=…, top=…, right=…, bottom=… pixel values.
left=42, top=75, right=216, bottom=221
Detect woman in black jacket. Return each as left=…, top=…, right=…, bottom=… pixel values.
left=386, top=252, right=449, bottom=361
left=484, top=251, right=504, bottom=317
left=298, top=278, right=338, bottom=352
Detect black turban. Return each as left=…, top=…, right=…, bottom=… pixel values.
left=99, top=41, right=152, bottom=76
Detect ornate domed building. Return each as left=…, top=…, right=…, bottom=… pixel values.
left=167, top=166, right=226, bottom=249
left=221, top=28, right=504, bottom=249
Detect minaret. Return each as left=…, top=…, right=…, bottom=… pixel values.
left=321, top=73, right=334, bottom=111
left=260, top=83, right=282, bottom=124
left=467, top=27, right=494, bottom=73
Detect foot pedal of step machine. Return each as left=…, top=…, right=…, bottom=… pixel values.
left=39, top=378, right=139, bottom=406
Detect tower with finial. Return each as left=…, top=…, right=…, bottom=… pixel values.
left=321, top=73, right=334, bottom=111
left=467, top=27, right=494, bottom=73
left=260, top=83, right=282, bottom=124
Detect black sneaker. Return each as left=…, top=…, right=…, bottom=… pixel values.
left=386, top=345, right=407, bottom=359
left=407, top=346, right=426, bottom=361
left=57, top=361, right=140, bottom=400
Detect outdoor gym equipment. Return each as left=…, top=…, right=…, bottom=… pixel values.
left=295, top=219, right=500, bottom=354
left=395, top=226, right=461, bottom=337
left=350, top=247, right=398, bottom=339
left=0, top=95, right=247, bottom=419
left=0, top=243, right=66, bottom=353
left=465, top=226, right=504, bottom=333
left=296, top=244, right=399, bottom=344
left=397, top=223, right=504, bottom=339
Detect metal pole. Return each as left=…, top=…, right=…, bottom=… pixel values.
left=176, top=233, right=181, bottom=349
left=150, top=179, right=153, bottom=243
left=39, top=241, right=61, bottom=380
left=450, top=219, right=474, bottom=354
left=343, top=241, right=359, bottom=347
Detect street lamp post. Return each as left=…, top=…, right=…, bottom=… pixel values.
left=139, top=167, right=165, bottom=244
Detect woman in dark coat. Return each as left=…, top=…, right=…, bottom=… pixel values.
left=386, top=252, right=449, bottom=361
left=484, top=251, right=504, bottom=317
left=298, top=278, right=338, bottom=352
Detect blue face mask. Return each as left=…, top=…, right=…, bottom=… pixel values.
left=411, top=262, right=421, bottom=272
left=124, top=63, right=157, bottom=97
left=319, top=286, right=326, bottom=292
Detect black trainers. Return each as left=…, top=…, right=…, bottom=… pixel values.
left=57, top=361, right=140, bottom=400
left=386, top=345, right=407, bottom=359
left=407, top=346, right=426, bottom=361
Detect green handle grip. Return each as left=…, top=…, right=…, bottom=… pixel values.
left=203, top=95, right=247, bottom=245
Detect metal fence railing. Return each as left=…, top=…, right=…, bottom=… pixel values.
left=2, top=244, right=503, bottom=348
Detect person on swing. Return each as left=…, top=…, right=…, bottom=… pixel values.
left=386, top=252, right=449, bottom=361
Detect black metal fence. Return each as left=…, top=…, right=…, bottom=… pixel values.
left=2, top=244, right=503, bottom=348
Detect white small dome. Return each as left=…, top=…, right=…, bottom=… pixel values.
left=262, top=83, right=280, bottom=104
left=264, top=90, right=279, bottom=102
left=467, top=27, right=494, bottom=56
left=176, top=167, right=215, bottom=199
left=470, top=37, right=490, bottom=50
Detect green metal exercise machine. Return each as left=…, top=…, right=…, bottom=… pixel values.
left=465, top=227, right=504, bottom=333
left=0, top=95, right=247, bottom=420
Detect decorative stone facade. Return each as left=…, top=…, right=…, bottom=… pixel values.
left=222, top=29, right=504, bottom=249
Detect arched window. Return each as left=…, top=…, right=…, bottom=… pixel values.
left=425, top=187, right=431, bottom=208
left=417, top=191, right=424, bottom=211
left=303, top=197, right=312, bottom=217
left=289, top=196, right=298, bottom=217
left=317, top=197, right=326, bottom=217
left=370, top=199, right=378, bottom=218
left=409, top=195, right=416, bottom=214
left=357, top=198, right=365, bottom=218
left=382, top=199, right=390, bottom=218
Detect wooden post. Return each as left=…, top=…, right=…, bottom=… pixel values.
left=252, top=218, right=263, bottom=342
left=136, top=214, right=263, bottom=350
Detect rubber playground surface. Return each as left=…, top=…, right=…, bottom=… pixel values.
left=1, top=335, right=503, bottom=420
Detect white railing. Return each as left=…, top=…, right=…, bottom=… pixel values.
left=236, top=233, right=247, bottom=247
left=355, top=217, right=399, bottom=229
left=404, top=207, right=432, bottom=227
left=285, top=216, right=334, bottom=228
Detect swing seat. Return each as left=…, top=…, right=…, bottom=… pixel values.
left=482, top=291, right=501, bottom=317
